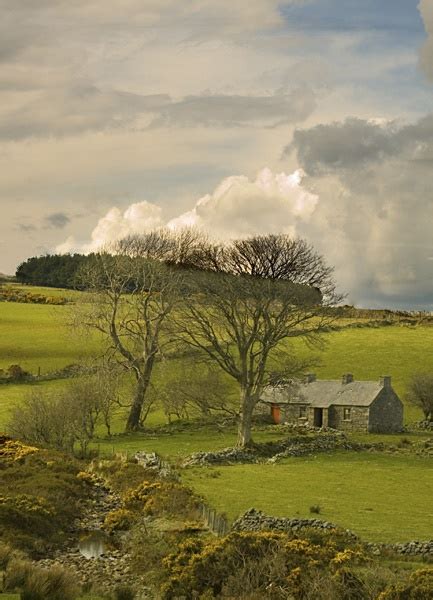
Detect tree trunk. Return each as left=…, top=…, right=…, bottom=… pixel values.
left=237, top=387, right=255, bottom=447
left=125, top=359, right=154, bottom=431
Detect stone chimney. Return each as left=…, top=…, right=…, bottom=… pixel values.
left=305, top=373, right=316, bottom=383
left=380, top=376, right=391, bottom=389
left=342, top=373, right=354, bottom=385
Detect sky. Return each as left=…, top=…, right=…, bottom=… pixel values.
left=1, top=0, right=433, bottom=309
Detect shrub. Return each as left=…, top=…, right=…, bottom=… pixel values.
left=378, top=568, right=433, bottom=599
left=103, top=508, right=137, bottom=533
left=4, top=558, right=34, bottom=591
left=91, top=458, right=156, bottom=493
left=5, top=560, right=79, bottom=600
left=76, top=470, right=96, bottom=485
left=159, top=530, right=371, bottom=600
left=123, top=480, right=199, bottom=519
left=0, top=439, right=39, bottom=462
left=162, top=532, right=336, bottom=599
left=8, top=376, right=115, bottom=456
left=0, top=541, right=26, bottom=571
left=333, top=567, right=368, bottom=600
left=0, top=447, right=88, bottom=555
left=7, top=364, right=31, bottom=381
left=112, top=584, right=136, bottom=600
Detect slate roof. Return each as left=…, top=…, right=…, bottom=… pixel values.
left=261, top=380, right=384, bottom=408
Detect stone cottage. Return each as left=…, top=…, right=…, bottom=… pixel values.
left=261, top=374, right=404, bottom=433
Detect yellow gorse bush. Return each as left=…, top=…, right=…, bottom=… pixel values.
left=0, top=440, right=38, bottom=462
left=160, top=531, right=368, bottom=600
left=103, top=508, right=136, bottom=533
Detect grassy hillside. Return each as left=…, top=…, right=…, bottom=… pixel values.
left=1, top=287, right=433, bottom=429
left=182, top=452, right=433, bottom=543
left=295, top=326, right=433, bottom=422
left=0, top=301, right=100, bottom=374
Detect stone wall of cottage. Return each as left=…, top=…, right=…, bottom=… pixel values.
left=328, top=405, right=369, bottom=432
left=280, top=404, right=308, bottom=424
left=280, top=403, right=370, bottom=432
left=368, top=388, right=404, bottom=433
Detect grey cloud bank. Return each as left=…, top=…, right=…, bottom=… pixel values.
left=288, top=114, right=433, bottom=309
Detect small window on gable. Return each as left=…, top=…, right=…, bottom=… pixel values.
left=299, top=405, right=306, bottom=418
left=343, top=407, right=351, bottom=421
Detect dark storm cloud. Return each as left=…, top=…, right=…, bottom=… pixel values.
left=287, top=115, right=433, bottom=176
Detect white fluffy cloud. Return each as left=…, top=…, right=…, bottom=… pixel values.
left=85, top=202, right=165, bottom=252
left=167, top=168, right=318, bottom=238
left=57, top=168, right=319, bottom=252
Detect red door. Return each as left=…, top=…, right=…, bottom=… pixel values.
left=271, top=404, right=281, bottom=424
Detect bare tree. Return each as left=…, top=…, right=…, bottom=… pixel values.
left=75, top=250, right=182, bottom=431
left=9, top=390, right=76, bottom=453
left=222, top=234, right=336, bottom=299
left=405, top=373, right=433, bottom=422
left=177, top=244, right=341, bottom=447
left=158, top=361, right=237, bottom=422
left=116, top=229, right=177, bottom=262
left=8, top=374, right=116, bottom=455
left=117, top=227, right=217, bottom=271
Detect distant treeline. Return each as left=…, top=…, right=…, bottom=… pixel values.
left=15, top=254, right=88, bottom=288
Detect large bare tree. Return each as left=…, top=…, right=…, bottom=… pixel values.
left=220, top=234, right=336, bottom=298
left=76, top=250, right=181, bottom=431
left=177, top=237, right=341, bottom=447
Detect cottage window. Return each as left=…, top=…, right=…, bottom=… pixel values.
left=343, top=407, right=352, bottom=421
left=299, top=406, right=307, bottom=418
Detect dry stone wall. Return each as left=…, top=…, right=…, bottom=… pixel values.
left=233, top=509, right=433, bottom=558
left=182, top=431, right=367, bottom=466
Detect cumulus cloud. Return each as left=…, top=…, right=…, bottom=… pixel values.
left=83, top=201, right=165, bottom=252
left=167, top=168, right=318, bottom=238
left=289, top=114, right=433, bottom=308
left=57, top=168, right=318, bottom=252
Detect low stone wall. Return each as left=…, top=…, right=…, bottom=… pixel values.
left=233, top=509, right=433, bottom=558
left=232, top=508, right=358, bottom=538
left=182, top=432, right=368, bottom=467
left=390, top=540, right=433, bottom=556
left=134, top=451, right=179, bottom=480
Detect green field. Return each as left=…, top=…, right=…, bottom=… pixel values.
left=1, top=292, right=433, bottom=431
left=0, top=301, right=100, bottom=374
left=182, top=452, right=433, bottom=543
left=1, top=290, right=432, bottom=548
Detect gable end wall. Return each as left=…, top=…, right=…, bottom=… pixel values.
left=368, top=388, right=404, bottom=433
